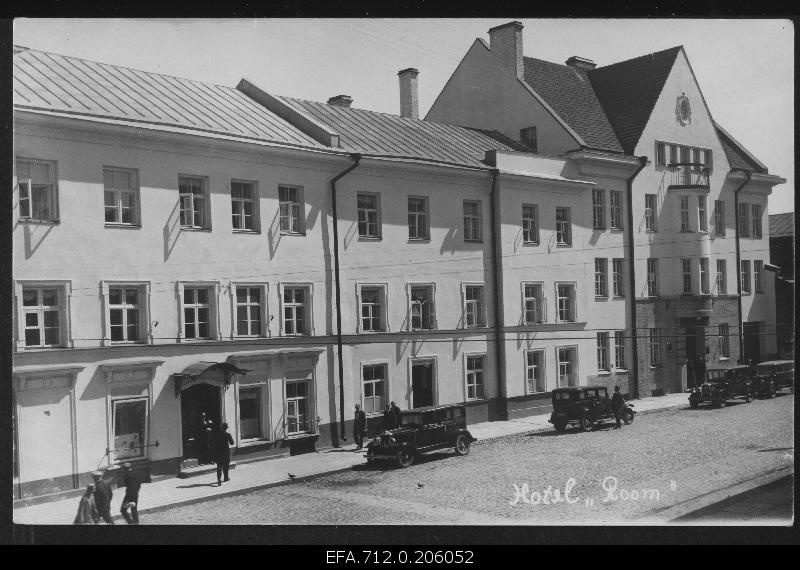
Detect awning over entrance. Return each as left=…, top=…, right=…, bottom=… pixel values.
left=173, top=362, right=250, bottom=397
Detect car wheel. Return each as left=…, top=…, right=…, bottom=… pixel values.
left=718, top=396, right=727, bottom=408
left=622, top=409, right=634, bottom=425
left=553, top=421, right=567, bottom=432
left=769, top=386, right=776, bottom=399
left=397, top=448, right=415, bottom=468
left=454, top=434, right=470, bottom=456
left=745, top=390, right=752, bottom=403
left=689, top=399, right=699, bottom=409
left=580, top=415, right=593, bottom=432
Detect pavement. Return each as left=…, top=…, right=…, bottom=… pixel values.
left=12, top=392, right=691, bottom=525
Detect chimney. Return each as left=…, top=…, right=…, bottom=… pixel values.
left=488, top=21, right=524, bottom=79
left=565, top=56, right=596, bottom=71
left=327, top=95, right=353, bottom=108
left=398, top=68, right=419, bottom=119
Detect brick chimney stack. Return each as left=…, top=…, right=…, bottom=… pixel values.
left=488, top=21, right=524, bottom=79
left=398, top=68, right=419, bottom=119
left=327, top=95, right=353, bottom=108
left=565, top=56, right=597, bottom=71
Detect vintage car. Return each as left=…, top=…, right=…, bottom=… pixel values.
left=365, top=404, right=476, bottom=468
left=689, top=365, right=754, bottom=408
left=548, top=386, right=635, bottom=432
left=753, top=360, right=795, bottom=397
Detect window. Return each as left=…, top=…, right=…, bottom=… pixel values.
left=463, top=200, right=482, bottom=242
left=647, top=259, right=658, bottom=297
left=668, top=144, right=679, bottom=166
left=698, top=195, right=707, bottom=232
left=408, top=196, right=429, bottom=240
left=278, top=185, right=303, bottom=234
left=612, top=259, right=625, bottom=297
left=557, top=347, right=576, bottom=387
left=104, top=167, right=139, bottom=225
left=286, top=380, right=311, bottom=434
left=594, top=259, right=608, bottom=298
left=680, top=196, right=691, bottom=231
left=362, top=364, right=386, bottom=414
left=233, top=181, right=258, bottom=231
left=649, top=329, right=661, bottom=366
left=112, top=398, right=147, bottom=462
left=644, top=194, right=657, bottom=231
left=283, top=286, right=310, bottom=335
left=235, top=285, right=264, bottom=337
left=597, top=332, right=610, bottom=372
left=716, top=259, right=727, bottom=294
left=239, top=387, right=262, bottom=440
left=16, top=158, right=58, bottom=222
left=655, top=142, right=666, bottom=166
left=714, top=200, right=726, bottom=236
left=179, top=176, right=209, bottom=229
left=614, top=331, right=626, bottom=369
left=592, top=189, right=605, bottom=229
left=681, top=258, right=693, bottom=294
left=357, top=193, right=381, bottom=238
left=522, top=204, right=539, bottom=244
left=525, top=350, right=545, bottom=393
left=520, top=126, right=538, bottom=153
left=359, top=286, right=386, bottom=333
left=108, top=286, right=143, bottom=343
left=719, top=324, right=730, bottom=358
left=556, top=283, right=576, bottom=323
left=752, top=204, right=762, bottom=238
left=523, top=282, right=545, bottom=324
left=741, top=260, right=752, bottom=294
left=738, top=203, right=750, bottom=237
left=700, top=257, right=710, bottom=294
left=466, top=355, right=485, bottom=400
left=183, top=287, right=213, bottom=340
left=410, top=285, right=435, bottom=331
left=610, top=191, right=623, bottom=230
left=556, top=207, right=571, bottom=245
left=21, top=287, right=62, bottom=347
left=754, top=260, right=763, bottom=293
left=464, top=285, right=486, bottom=328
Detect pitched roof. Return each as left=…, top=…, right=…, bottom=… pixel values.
left=769, top=212, right=794, bottom=238
left=522, top=57, right=624, bottom=153
left=714, top=123, right=767, bottom=173
left=278, top=96, right=529, bottom=168
left=587, top=46, right=682, bottom=154
left=13, top=48, right=322, bottom=148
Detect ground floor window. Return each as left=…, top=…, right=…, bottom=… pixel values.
left=557, top=347, right=577, bottom=387
left=362, top=364, right=386, bottom=414
left=286, top=380, right=311, bottom=434
left=525, top=350, right=545, bottom=393
left=239, top=386, right=262, bottom=440
left=112, top=398, right=147, bottom=462
left=466, top=354, right=485, bottom=400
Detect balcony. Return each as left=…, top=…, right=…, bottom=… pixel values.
left=666, top=163, right=710, bottom=190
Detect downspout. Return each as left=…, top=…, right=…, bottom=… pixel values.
left=331, top=153, right=361, bottom=441
left=488, top=168, right=507, bottom=420
left=733, top=169, right=752, bottom=363
left=625, top=156, right=648, bottom=399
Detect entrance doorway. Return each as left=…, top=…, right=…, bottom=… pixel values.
left=411, top=360, right=435, bottom=408
left=743, top=322, right=761, bottom=364
left=681, top=317, right=707, bottom=389
left=180, top=383, right=221, bottom=464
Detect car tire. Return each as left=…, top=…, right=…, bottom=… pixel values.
left=397, top=448, right=415, bottom=468
left=553, top=421, right=567, bottom=432
left=454, top=434, right=470, bottom=456
left=718, top=396, right=727, bottom=408
left=689, top=399, right=699, bottom=409
left=580, top=415, right=593, bottom=432
left=622, top=409, right=634, bottom=425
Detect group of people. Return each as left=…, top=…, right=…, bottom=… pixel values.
left=352, top=401, right=402, bottom=450
left=197, top=412, right=235, bottom=486
left=73, top=462, right=140, bottom=525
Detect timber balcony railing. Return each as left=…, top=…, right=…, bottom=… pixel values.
left=667, top=163, right=710, bottom=190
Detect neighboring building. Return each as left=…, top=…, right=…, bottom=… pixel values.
left=427, top=21, right=786, bottom=396
left=769, top=212, right=794, bottom=355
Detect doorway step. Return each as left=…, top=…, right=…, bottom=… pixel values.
left=177, top=462, right=238, bottom=479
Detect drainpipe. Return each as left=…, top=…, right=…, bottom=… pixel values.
left=488, top=168, right=507, bottom=420
left=331, top=153, right=361, bottom=441
left=733, top=169, right=752, bottom=363
left=625, top=156, right=648, bottom=399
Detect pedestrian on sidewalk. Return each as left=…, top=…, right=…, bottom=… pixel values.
left=73, top=485, right=99, bottom=525
left=390, top=401, right=401, bottom=427
left=91, top=470, right=114, bottom=524
left=611, top=385, right=625, bottom=429
left=353, top=404, right=367, bottom=450
left=214, top=422, right=235, bottom=486
left=120, top=463, right=141, bottom=524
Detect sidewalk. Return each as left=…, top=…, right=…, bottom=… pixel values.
left=13, top=392, right=689, bottom=525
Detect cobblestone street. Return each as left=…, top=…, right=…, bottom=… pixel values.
left=141, top=394, right=794, bottom=525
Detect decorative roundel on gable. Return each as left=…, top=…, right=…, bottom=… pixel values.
left=676, top=92, right=692, bottom=126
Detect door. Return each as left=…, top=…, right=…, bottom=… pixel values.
left=180, top=383, right=221, bottom=462
left=743, top=322, right=761, bottom=364
left=411, top=361, right=434, bottom=408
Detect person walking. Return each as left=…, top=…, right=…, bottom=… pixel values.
left=611, top=385, right=625, bottom=429
left=91, top=470, right=114, bottom=524
left=389, top=401, right=401, bottom=427
left=120, top=463, right=141, bottom=525
left=213, top=422, right=235, bottom=486
left=353, top=404, right=367, bottom=451
left=73, top=485, right=99, bottom=525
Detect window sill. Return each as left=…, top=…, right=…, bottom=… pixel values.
left=278, top=231, right=305, bottom=237
left=179, top=337, right=219, bottom=343
left=610, top=228, right=624, bottom=233
left=521, top=241, right=540, bottom=246
left=285, top=432, right=319, bottom=440
left=233, top=229, right=262, bottom=235
left=408, top=237, right=431, bottom=243
left=180, top=227, right=212, bottom=232
left=105, top=223, right=141, bottom=230
left=645, top=230, right=657, bottom=234
left=649, top=365, right=661, bottom=370
left=595, top=296, right=609, bottom=301
left=597, top=370, right=611, bottom=376
left=18, top=219, right=59, bottom=225
left=464, top=240, right=484, bottom=244
left=358, top=236, right=382, bottom=241
left=359, top=330, right=389, bottom=334
left=237, top=438, right=272, bottom=448
left=612, top=295, right=626, bottom=300
left=281, top=333, right=312, bottom=337
left=556, top=243, right=572, bottom=248
left=233, top=334, right=271, bottom=340
left=465, top=397, right=487, bottom=403
left=409, top=328, right=438, bottom=333
left=614, top=369, right=629, bottom=374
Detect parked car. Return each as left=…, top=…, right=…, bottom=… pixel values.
left=689, top=365, right=754, bottom=408
left=753, top=360, right=795, bottom=396
left=365, top=404, right=476, bottom=468
left=548, top=386, right=635, bottom=432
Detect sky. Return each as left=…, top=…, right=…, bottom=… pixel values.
left=13, top=18, right=795, bottom=213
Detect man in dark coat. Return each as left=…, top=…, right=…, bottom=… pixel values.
left=198, top=412, right=214, bottom=465
left=213, top=422, right=235, bottom=486
left=91, top=470, right=114, bottom=524
left=120, top=463, right=141, bottom=524
left=390, top=401, right=401, bottom=427
left=74, top=485, right=99, bottom=525
left=382, top=403, right=395, bottom=431
left=353, top=404, right=367, bottom=450
left=611, top=385, right=626, bottom=429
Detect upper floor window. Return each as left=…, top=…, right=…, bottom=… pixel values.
left=754, top=260, right=764, bottom=293
left=231, top=180, right=258, bottom=232
left=556, top=207, right=572, bottom=245
left=597, top=332, right=610, bottom=372
left=234, top=285, right=266, bottom=337
left=463, top=200, right=482, bottom=242
left=183, top=286, right=214, bottom=340
left=520, top=126, right=538, bottom=153
left=679, top=196, right=691, bottom=231
left=522, top=282, right=545, bottom=325
left=614, top=331, right=626, bottom=369
left=408, top=196, right=429, bottom=240
left=716, top=259, right=727, bottom=295
left=656, top=141, right=712, bottom=171
left=700, top=257, right=710, bottom=295
left=465, top=354, right=486, bottom=400
left=463, top=284, right=486, bottom=328
left=556, top=283, right=576, bottom=323
left=108, top=286, right=145, bottom=343
left=592, top=189, right=605, bottom=229
left=740, top=260, right=752, bottom=294
left=647, top=259, right=658, bottom=297
left=282, top=285, right=311, bottom=335
left=278, top=185, right=303, bottom=234
left=594, top=258, right=608, bottom=298
left=410, top=284, right=435, bottom=331
left=612, top=259, right=625, bottom=297
left=179, top=176, right=209, bottom=229
left=738, top=203, right=750, bottom=237
left=357, top=193, right=381, bottom=239
left=714, top=200, right=726, bottom=236
left=751, top=204, right=762, bottom=239
left=16, top=158, right=58, bottom=222
left=21, top=287, right=62, bottom=347
left=610, top=190, right=623, bottom=230
left=698, top=195, right=708, bottom=232
left=644, top=194, right=657, bottom=232
left=681, top=258, right=693, bottom=294
left=359, top=285, right=387, bottom=333
left=522, top=204, right=539, bottom=244
left=104, top=167, right=139, bottom=226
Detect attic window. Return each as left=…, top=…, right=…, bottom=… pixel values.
left=520, top=127, right=538, bottom=153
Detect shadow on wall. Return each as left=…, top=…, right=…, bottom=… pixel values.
left=344, top=220, right=357, bottom=250
left=319, top=199, right=340, bottom=448
left=267, top=207, right=282, bottom=260
left=22, top=222, right=55, bottom=259
left=439, top=226, right=459, bottom=256
left=162, top=201, right=181, bottom=262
